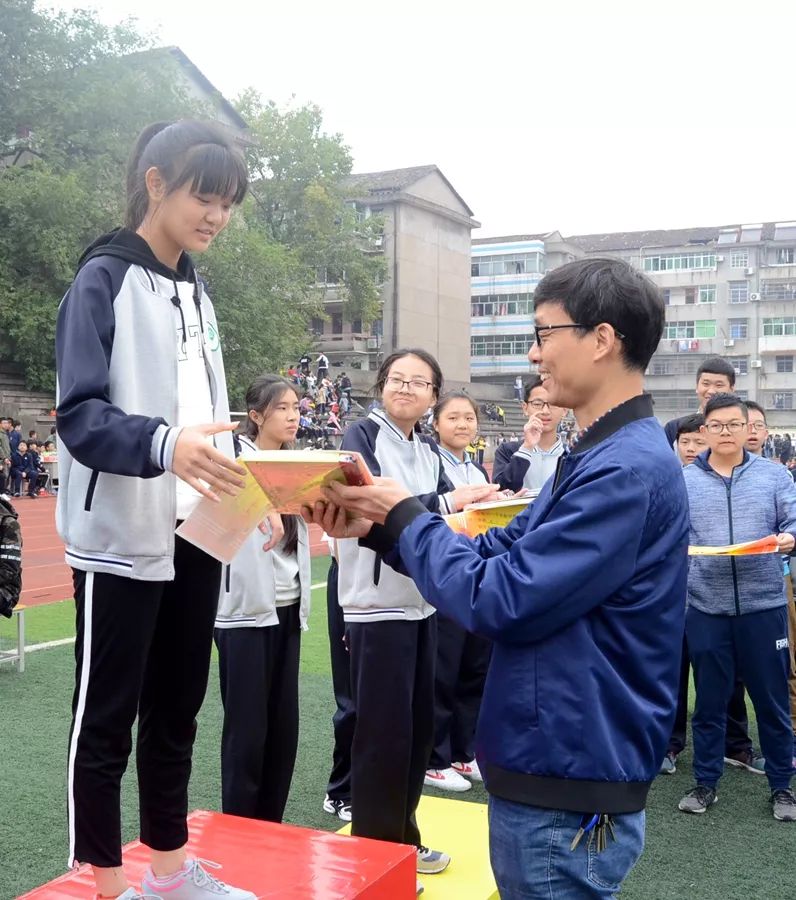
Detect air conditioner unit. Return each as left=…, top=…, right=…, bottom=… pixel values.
left=716, top=256, right=725, bottom=263
left=750, top=292, right=761, bottom=301
left=723, top=339, right=735, bottom=348
left=367, top=337, right=380, bottom=349
left=751, top=359, right=763, bottom=368
left=745, top=267, right=755, bottom=276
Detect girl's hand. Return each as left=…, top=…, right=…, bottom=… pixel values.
left=451, top=483, right=502, bottom=511
left=172, top=422, right=246, bottom=502
left=776, top=532, right=795, bottom=553
left=300, top=499, right=374, bottom=539
left=258, top=513, right=285, bottom=551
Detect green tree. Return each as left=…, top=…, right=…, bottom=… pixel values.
left=0, top=2, right=384, bottom=400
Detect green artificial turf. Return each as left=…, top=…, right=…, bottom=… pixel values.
left=1, top=568, right=793, bottom=898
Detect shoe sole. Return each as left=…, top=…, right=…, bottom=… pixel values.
left=678, top=796, right=718, bottom=814
left=417, top=861, right=451, bottom=875
left=724, top=757, right=766, bottom=775
left=773, top=811, right=796, bottom=822
left=424, top=777, right=471, bottom=792
left=660, top=765, right=677, bottom=775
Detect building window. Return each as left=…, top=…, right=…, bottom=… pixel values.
left=695, top=320, right=716, bottom=338
left=685, top=288, right=696, bottom=305
left=470, top=293, right=534, bottom=317
left=726, top=356, right=749, bottom=376
left=649, top=390, right=700, bottom=412
left=730, top=249, right=749, bottom=268
left=643, top=252, right=716, bottom=272
left=728, top=281, right=749, bottom=304
left=729, top=318, right=749, bottom=339
left=352, top=318, right=362, bottom=334
left=310, top=317, right=325, bottom=335
left=763, top=317, right=796, bottom=336
left=698, top=285, right=716, bottom=303
left=331, top=312, right=343, bottom=334
left=776, top=355, right=794, bottom=373
left=664, top=321, right=695, bottom=340
left=661, top=289, right=671, bottom=306
left=761, top=281, right=796, bottom=301
left=768, top=392, right=794, bottom=410
left=470, top=333, right=532, bottom=357
left=774, top=247, right=796, bottom=265
left=471, top=253, right=544, bottom=278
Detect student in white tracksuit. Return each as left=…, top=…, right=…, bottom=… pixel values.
left=215, top=375, right=311, bottom=823
left=423, top=391, right=492, bottom=794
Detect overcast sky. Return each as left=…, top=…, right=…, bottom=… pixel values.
left=49, top=0, right=796, bottom=237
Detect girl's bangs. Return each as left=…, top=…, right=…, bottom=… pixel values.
left=180, top=142, right=249, bottom=204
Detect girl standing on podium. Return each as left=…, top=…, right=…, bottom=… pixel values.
left=332, top=350, right=496, bottom=890
left=215, top=375, right=311, bottom=824
left=56, top=120, right=262, bottom=900
left=424, top=392, right=492, bottom=794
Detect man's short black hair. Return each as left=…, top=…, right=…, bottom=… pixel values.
left=696, top=356, right=736, bottom=389
left=523, top=375, right=544, bottom=402
left=703, top=392, right=748, bottom=420
left=676, top=414, right=705, bottom=438
left=744, top=400, right=766, bottom=422
left=533, top=257, right=664, bottom=371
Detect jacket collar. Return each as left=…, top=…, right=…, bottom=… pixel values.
left=438, top=445, right=471, bottom=467
left=694, top=448, right=753, bottom=475
left=570, top=393, right=654, bottom=455
left=368, top=408, right=420, bottom=442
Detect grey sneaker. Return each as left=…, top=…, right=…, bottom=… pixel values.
left=141, top=859, right=256, bottom=899
left=659, top=752, right=677, bottom=775
left=416, top=846, right=451, bottom=875
left=772, top=788, right=796, bottom=822
left=678, top=785, right=718, bottom=814
left=724, top=748, right=766, bottom=774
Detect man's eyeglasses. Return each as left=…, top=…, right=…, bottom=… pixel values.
left=533, top=324, right=626, bottom=347
left=704, top=421, right=747, bottom=435
left=748, top=422, right=767, bottom=432
left=384, top=376, right=433, bottom=393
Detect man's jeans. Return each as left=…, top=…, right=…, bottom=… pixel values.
left=488, top=796, right=645, bottom=898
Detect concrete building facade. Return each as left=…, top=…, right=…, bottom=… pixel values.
left=471, top=223, right=796, bottom=428
left=315, top=166, right=478, bottom=383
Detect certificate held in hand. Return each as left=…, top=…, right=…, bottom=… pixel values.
left=177, top=449, right=374, bottom=563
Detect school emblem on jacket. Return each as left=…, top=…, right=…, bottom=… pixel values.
left=206, top=322, right=220, bottom=352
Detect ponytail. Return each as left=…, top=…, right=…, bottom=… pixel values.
left=125, top=120, right=248, bottom=230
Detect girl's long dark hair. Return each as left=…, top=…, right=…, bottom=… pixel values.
left=244, top=375, right=301, bottom=556
left=125, top=120, right=249, bottom=230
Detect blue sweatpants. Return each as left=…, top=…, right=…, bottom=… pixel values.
left=687, top=605, right=793, bottom=791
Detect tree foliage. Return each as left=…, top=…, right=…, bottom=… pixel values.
left=0, top=1, right=384, bottom=405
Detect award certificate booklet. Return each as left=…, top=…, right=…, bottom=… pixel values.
left=444, top=496, right=533, bottom=538
left=177, top=450, right=373, bottom=563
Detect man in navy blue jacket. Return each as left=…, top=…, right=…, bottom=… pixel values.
left=306, top=258, right=689, bottom=898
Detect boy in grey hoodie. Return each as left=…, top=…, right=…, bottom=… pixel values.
left=679, top=393, right=796, bottom=821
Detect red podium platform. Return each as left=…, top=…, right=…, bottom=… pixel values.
left=20, top=810, right=417, bottom=899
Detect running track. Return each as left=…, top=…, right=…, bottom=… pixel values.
left=15, top=496, right=330, bottom=608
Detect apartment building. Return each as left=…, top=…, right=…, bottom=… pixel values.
left=471, top=223, right=796, bottom=428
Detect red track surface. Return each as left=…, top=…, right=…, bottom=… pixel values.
left=14, top=495, right=329, bottom=609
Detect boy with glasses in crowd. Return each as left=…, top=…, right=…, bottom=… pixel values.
left=679, top=393, right=796, bottom=821
left=492, top=375, right=566, bottom=493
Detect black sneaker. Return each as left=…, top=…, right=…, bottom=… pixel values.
left=771, top=789, right=796, bottom=822
left=659, top=751, right=677, bottom=775
left=678, top=785, right=718, bottom=814
left=322, top=793, right=351, bottom=822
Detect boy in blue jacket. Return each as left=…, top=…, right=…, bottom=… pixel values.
left=679, top=393, right=796, bottom=821
left=305, top=257, right=689, bottom=899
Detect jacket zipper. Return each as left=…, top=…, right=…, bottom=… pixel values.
left=84, top=470, right=99, bottom=512
left=225, top=564, right=231, bottom=593
left=720, top=475, right=742, bottom=616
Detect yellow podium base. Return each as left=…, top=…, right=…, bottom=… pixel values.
left=339, top=793, right=498, bottom=898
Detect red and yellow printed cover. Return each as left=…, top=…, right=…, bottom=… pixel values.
left=688, top=535, right=780, bottom=557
